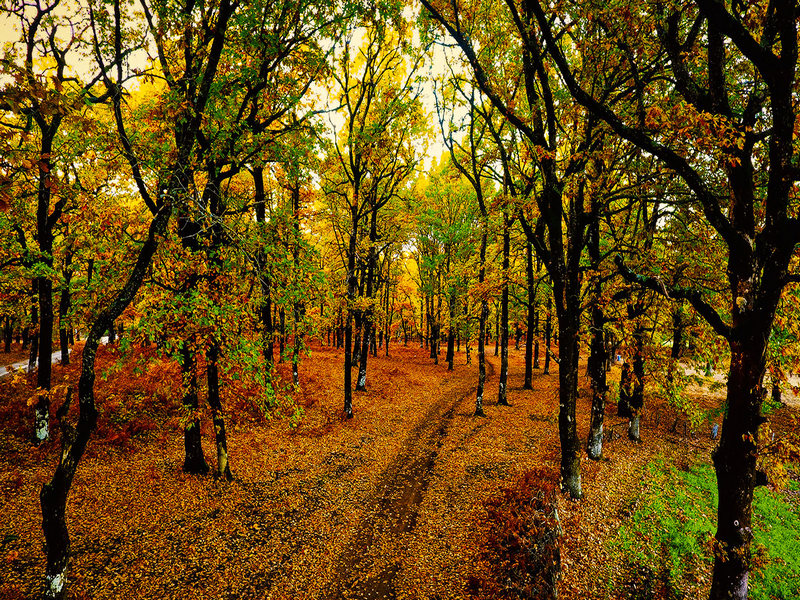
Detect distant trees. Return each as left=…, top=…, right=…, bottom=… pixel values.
left=320, top=19, right=424, bottom=417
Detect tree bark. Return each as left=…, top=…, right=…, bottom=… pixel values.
left=253, top=167, right=274, bottom=371
left=709, top=340, right=765, bottom=600
left=498, top=211, right=510, bottom=405
left=475, top=227, right=488, bottom=417
left=446, top=290, right=456, bottom=371
left=544, top=299, right=551, bottom=375
left=278, top=307, right=285, bottom=363
left=586, top=198, right=606, bottom=460
left=58, top=255, right=73, bottom=366
left=586, top=303, right=607, bottom=460
left=28, top=280, right=39, bottom=367
left=35, top=273, right=53, bottom=444
left=356, top=207, right=377, bottom=391
left=556, top=310, right=581, bottom=498
left=181, top=342, right=208, bottom=474
left=628, top=312, right=645, bottom=442
left=206, top=342, right=232, bottom=480
left=343, top=204, right=359, bottom=418
left=2, top=317, right=12, bottom=352
left=524, top=242, right=535, bottom=389
left=534, top=309, right=540, bottom=369
left=493, top=303, right=499, bottom=357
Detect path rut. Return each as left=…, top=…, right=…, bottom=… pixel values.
left=330, top=358, right=497, bottom=600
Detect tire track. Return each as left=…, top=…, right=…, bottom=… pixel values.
left=330, top=358, right=496, bottom=600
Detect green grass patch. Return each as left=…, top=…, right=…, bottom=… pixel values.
left=607, top=457, right=800, bottom=599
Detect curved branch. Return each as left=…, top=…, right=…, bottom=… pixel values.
left=614, top=254, right=732, bottom=341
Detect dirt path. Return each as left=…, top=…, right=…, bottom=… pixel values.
left=329, top=359, right=496, bottom=600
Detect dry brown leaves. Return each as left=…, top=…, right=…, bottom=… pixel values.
left=1, top=341, right=781, bottom=600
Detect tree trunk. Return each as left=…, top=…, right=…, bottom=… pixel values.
left=352, top=312, right=362, bottom=367
left=28, top=279, right=39, bottom=372
left=35, top=273, right=54, bottom=444
left=3, top=317, right=12, bottom=352
left=544, top=299, right=552, bottom=375
left=292, top=304, right=304, bottom=387
left=262, top=273, right=274, bottom=367
left=384, top=287, right=391, bottom=358
left=206, top=342, right=232, bottom=480
left=494, top=304, right=499, bottom=357
left=58, top=258, right=73, bottom=366
left=446, top=291, right=455, bottom=371
left=556, top=310, right=581, bottom=498
left=356, top=208, right=377, bottom=390
left=343, top=204, right=358, bottom=418
left=357, top=319, right=370, bottom=390
left=524, top=243, right=535, bottom=389
left=181, top=343, right=208, bottom=474
left=278, top=307, right=285, bottom=363
left=586, top=204, right=605, bottom=460
left=709, top=339, right=765, bottom=600
left=628, top=315, right=645, bottom=442
left=498, top=212, right=510, bottom=405
left=586, top=303, right=606, bottom=460
left=534, top=309, right=540, bottom=369
left=475, top=227, right=488, bottom=417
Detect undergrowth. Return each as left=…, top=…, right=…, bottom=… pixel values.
left=608, top=456, right=800, bottom=599
left=468, top=466, right=561, bottom=600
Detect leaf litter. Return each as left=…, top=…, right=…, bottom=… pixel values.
left=1, top=340, right=797, bottom=599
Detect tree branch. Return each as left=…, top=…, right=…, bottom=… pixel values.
left=614, top=254, right=732, bottom=341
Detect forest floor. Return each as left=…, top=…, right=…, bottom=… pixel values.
left=0, top=340, right=797, bottom=599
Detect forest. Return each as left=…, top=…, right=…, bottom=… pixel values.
left=0, top=0, right=799, bottom=599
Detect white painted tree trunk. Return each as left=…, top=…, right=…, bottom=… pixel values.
left=628, top=414, right=641, bottom=441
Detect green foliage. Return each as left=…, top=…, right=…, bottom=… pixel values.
left=609, top=458, right=800, bottom=599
